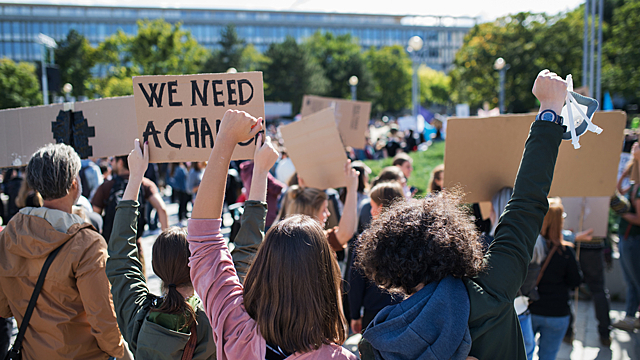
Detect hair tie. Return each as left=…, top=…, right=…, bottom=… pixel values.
left=168, top=284, right=177, bottom=289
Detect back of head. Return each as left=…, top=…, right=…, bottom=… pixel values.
left=151, top=227, right=196, bottom=329
left=428, top=164, right=445, bottom=193
left=285, top=185, right=327, bottom=218
left=392, top=153, right=412, bottom=167
left=370, top=182, right=404, bottom=208
left=372, top=166, right=405, bottom=187
left=356, top=191, right=485, bottom=295
left=243, top=215, right=346, bottom=353
left=27, top=143, right=81, bottom=201
left=541, top=198, right=565, bottom=248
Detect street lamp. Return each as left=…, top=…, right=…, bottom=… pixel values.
left=493, top=57, right=510, bottom=114
left=226, top=67, right=237, bottom=73
left=63, top=83, right=73, bottom=102
left=349, top=75, right=359, bottom=101
left=37, top=33, right=57, bottom=105
left=408, top=36, right=424, bottom=120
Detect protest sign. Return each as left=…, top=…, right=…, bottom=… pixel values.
left=133, top=72, right=264, bottom=163
left=444, top=111, right=626, bottom=203
left=300, top=95, right=371, bottom=149
left=280, top=108, right=348, bottom=190
left=0, top=96, right=138, bottom=168
left=561, top=196, right=609, bottom=238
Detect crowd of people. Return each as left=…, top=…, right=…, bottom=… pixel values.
left=0, top=70, right=631, bottom=360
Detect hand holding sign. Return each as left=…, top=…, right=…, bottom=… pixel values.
left=253, top=133, right=280, bottom=175
left=345, top=160, right=360, bottom=194
left=218, top=109, right=263, bottom=145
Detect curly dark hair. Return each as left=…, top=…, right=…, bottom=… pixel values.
left=355, top=191, right=486, bottom=295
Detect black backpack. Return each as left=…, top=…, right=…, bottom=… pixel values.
left=101, top=175, right=146, bottom=243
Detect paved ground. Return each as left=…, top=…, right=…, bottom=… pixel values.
left=8, top=200, right=640, bottom=359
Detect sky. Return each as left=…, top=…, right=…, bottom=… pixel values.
left=12, top=0, right=585, bottom=22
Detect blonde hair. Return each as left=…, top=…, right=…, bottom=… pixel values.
left=540, top=198, right=573, bottom=249
left=284, top=186, right=327, bottom=218
left=428, top=164, right=445, bottom=193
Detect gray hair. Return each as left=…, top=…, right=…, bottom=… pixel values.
left=27, top=143, right=81, bottom=201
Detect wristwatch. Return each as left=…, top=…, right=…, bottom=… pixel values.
left=536, top=109, right=563, bottom=126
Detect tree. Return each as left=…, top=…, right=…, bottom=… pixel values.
left=0, top=58, right=42, bottom=109
left=418, top=66, right=451, bottom=107
left=201, top=25, right=246, bottom=73
left=305, top=32, right=375, bottom=101
left=54, top=30, right=96, bottom=98
left=603, top=0, right=640, bottom=104
left=263, top=36, right=329, bottom=114
left=450, top=11, right=584, bottom=113
left=364, top=45, right=411, bottom=114
left=239, top=44, right=268, bottom=72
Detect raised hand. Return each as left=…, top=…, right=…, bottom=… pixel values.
left=218, top=109, right=263, bottom=144
left=253, top=133, right=280, bottom=175
left=127, top=139, right=148, bottom=182
left=532, top=69, right=567, bottom=115
left=345, top=160, right=360, bottom=194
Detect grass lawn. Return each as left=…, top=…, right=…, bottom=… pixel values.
left=363, top=141, right=445, bottom=197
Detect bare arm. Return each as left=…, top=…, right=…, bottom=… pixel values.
left=334, top=161, right=360, bottom=246
left=191, top=110, right=262, bottom=219
left=148, top=193, right=168, bottom=230
left=248, top=134, right=280, bottom=202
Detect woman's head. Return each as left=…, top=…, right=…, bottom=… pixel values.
left=372, top=166, right=406, bottom=188
left=243, top=215, right=347, bottom=354
left=151, top=226, right=195, bottom=329
left=428, top=164, right=445, bottom=193
left=285, top=185, right=330, bottom=226
left=541, top=198, right=569, bottom=249
left=369, top=181, right=404, bottom=219
left=356, top=191, right=485, bottom=296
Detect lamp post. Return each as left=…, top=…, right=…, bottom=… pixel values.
left=493, top=57, right=510, bottom=114
left=226, top=67, right=237, bottom=73
left=63, top=83, right=73, bottom=102
left=349, top=75, right=359, bottom=101
left=37, top=33, right=57, bottom=105
left=408, top=36, right=423, bottom=120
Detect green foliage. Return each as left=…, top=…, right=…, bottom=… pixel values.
left=305, top=32, right=375, bottom=102
left=450, top=11, right=584, bottom=113
left=363, top=141, right=445, bottom=196
left=365, top=45, right=412, bottom=114
left=0, top=58, right=42, bottom=109
left=419, top=65, right=451, bottom=106
left=240, top=44, right=268, bottom=72
left=263, top=36, right=329, bottom=114
left=54, top=30, right=96, bottom=98
left=603, top=0, right=640, bottom=104
left=201, top=24, right=247, bottom=73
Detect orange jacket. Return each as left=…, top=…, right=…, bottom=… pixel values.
left=0, top=207, right=125, bottom=360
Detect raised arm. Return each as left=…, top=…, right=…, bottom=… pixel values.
left=475, top=70, right=566, bottom=299
left=105, top=139, right=150, bottom=344
left=232, top=134, right=279, bottom=283
left=334, top=161, right=360, bottom=246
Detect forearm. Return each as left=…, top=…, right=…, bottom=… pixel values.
left=157, top=206, right=168, bottom=230
left=232, top=201, right=267, bottom=284
left=335, top=188, right=358, bottom=245
left=623, top=213, right=640, bottom=226
left=122, top=175, right=143, bottom=202
left=191, top=138, right=235, bottom=219
left=248, top=169, right=269, bottom=202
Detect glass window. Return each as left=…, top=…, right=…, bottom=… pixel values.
left=32, top=7, right=58, bottom=16
left=164, top=10, right=180, bottom=19
left=4, top=42, right=12, bottom=57
left=98, top=24, right=106, bottom=40
left=4, top=6, right=30, bottom=16
left=59, top=7, right=84, bottom=17
left=12, top=22, right=20, bottom=41
left=138, top=10, right=162, bottom=18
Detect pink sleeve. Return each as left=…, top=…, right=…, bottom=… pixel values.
left=187, top=218, right=266, bottom=360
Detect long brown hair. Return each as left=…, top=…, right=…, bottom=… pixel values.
left=243, top=215, right=347, bottom=354
left=428, top=164, right=445, bottom=193
left=284, top=185, right=327, bottom=218
left=150, top=227, right=196, bottom=330
left=540, top=198, right=573, bottom=250
left=372, top=166, right=404, bottom=187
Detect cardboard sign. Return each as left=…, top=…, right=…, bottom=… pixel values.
left=561, top=196, right=609, bottom=238
left=300, top=95, right=371, bottom=149
left=280, top=108, right=348, bottom=190
left=444, top=111, right=626, bottom=203
left=133, top=72, right=264, bottom=163
left=0, top=96, right=138, bottom=168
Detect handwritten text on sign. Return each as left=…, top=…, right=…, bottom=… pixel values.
left=133, top=72, right=265, bottom=163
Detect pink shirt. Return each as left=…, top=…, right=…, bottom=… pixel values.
left=187, top=218, right=357, bottom=360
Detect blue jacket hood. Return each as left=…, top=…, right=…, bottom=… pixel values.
left=363, top=276, right=472, bottom=360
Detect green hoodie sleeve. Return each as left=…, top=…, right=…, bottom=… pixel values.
left=474, top=120, right=563, bottom=299
left=231, top=200, right=267, bottom=284
left=105, top=200, right=149, bottom=347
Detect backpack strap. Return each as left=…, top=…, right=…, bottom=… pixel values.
left=535, top=244, right=559, bottom=287
left=5, top=243, right=65, bottom=360
left=180, top=322, right=198, bottom=360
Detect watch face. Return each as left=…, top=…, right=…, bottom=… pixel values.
left=541, top=112, right=555, bottom=121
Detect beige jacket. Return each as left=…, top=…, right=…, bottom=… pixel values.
left=0, top=207, right=125, bottom=360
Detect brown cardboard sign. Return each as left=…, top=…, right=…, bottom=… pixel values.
left=280, top=108, right=348, bottom=190
left=133, top=72, right=264, bottom=163
left=0, top=96, right=138, bottom=168
left=561, top=196, right=610, bottom=238
left=300, top=95, right=371, bottom=149
left=444, top=111, right=626, bottom=203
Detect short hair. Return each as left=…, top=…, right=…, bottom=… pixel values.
left=356, top=191, right=486, bottom=295
left=243, top=215, right=347, bottom=354
left=370, top=181, right=404, bottom=208
left=372, top=166, right=405, bottom=187
left=285, top=186, right=328, bottom=218
left=27, top=143, right=81, bottom=201
left=116, top=155, right=129, bottom=170
left=392, top=153, right=413, bottom=167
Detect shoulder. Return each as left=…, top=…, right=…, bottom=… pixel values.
left=141, top=177, right=158, bottom=198
left=293, top=344, right=356, bottom=359
left=92, top=179, right=115, bottom=205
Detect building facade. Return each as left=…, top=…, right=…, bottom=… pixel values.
left=0, top=3, right=476, bottom=72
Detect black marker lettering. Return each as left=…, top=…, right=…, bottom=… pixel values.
left=165, top=118, right=183, bottom=149
left=168, top=80, right=182, bottom=107
left=185, top=118, right=199, bottom=148
left=201, top=117, right=214, bottom=148
left=227, top=80, right=237, bottom=106
left=191, top=80, right=209, bottom=106
left=138, top=83, right=165, bottom=108
left=143, top=121, right=162, bottom=148
left=237, top=79, right=254, bottom=105
left=212, top=80, right=225, bottom=106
